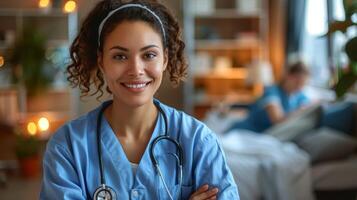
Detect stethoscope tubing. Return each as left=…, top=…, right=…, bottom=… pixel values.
left=94, top=100, right=184, bottom=200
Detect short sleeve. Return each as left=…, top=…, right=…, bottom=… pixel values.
left=260, top=86, right=281, bottom=108
left=298, top=93, right=310, bottom=107
left=40, top=140, right=85, bottom=200
left=193, top=131, right=240, bottom=199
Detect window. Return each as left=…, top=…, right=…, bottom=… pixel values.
left=302, top=0, right=347, bottom=87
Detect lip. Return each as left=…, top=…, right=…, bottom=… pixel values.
left=120, top=81, right=152, bottom=92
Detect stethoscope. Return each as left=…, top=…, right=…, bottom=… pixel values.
left=93, top=100, right=184, bottom=200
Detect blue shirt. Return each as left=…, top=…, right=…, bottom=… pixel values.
left=227, top=85, right=309, bottom=133
left=40, top=100, right=239, bottom=200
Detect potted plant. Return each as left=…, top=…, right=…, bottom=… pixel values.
left=326, top=0, right=357, bottom=98
left=9, top=25, right=54, bottom=97
left=14, top=130, right=41, bottom=178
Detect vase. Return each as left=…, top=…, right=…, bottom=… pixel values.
left=18, top=155, right=40, bottom=178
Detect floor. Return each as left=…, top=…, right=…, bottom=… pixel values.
left=0, top=174, right=41, bottom=200
left=0, top=125, right=43, bottom=199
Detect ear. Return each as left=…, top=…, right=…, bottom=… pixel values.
left=97, top=51, right=104, bottom=72
left=163, top=49, right=168, bottom=71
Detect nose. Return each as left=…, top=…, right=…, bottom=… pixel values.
left=127, top=56, right=144, bottom=77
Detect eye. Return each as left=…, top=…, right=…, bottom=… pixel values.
left=113, top=54, right=127, bottom=61
left=144, top=52, right=157, bottom=60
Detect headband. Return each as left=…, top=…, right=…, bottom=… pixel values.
left=98, top=3, right=166, bottom=47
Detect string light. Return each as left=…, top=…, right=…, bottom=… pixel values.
left=38, top=0, right=51, bottom=8
left=38, top=117, right=50, bottom=132
left=27, top=122, right=37, bottom=136
left=63, top=0, right=77, bottom=13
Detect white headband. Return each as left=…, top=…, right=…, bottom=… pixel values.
left=98, top=3, right=166, bottom=47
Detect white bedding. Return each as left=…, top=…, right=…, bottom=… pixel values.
left=204, top=111, right=315, bottom=200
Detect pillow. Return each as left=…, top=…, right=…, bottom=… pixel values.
left=295, top=127, right=357, bottom=164
left=319, top=102, right=355, bottom=135
left=265, top=104, right=322, bottom=141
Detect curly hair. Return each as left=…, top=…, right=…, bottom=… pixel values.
left=67, top=0, right=187, bottom=98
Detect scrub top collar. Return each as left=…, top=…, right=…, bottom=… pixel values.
left=98, top=99, right=165, bottom=185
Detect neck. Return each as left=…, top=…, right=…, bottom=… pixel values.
left=105, top=98, right=158, bottom=139
left=280, top=80, right=293, bottom=95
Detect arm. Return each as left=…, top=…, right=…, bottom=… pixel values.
left=265, top=102, right=285, bottom=124
left=192, top=132, right=240, bottom=200
left=40, top=140, right=85, bottom=200
left=259, top=86, right=285, bottom=125
left=265, top=92, right=312, bottom=125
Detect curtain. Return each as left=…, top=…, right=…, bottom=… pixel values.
left=285, top=0, right=307, bottom=57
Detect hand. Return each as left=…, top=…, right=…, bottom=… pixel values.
left=189, top=184, right=219, bottom=200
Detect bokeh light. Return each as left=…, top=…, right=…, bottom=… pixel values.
left=27, top=122, right=37, bottom=136
left=38, top=117, right=50, bottom=132
left=63, top=0, right=77, bottom=13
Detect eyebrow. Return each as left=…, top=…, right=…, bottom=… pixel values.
left=109, top=45, right=160, bottom=52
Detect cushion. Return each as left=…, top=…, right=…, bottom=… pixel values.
left=265, top=104, right=322, bottom=141
left=295, top=127, right=357, bottom=164
left=319, top=102, right=355, bottom=135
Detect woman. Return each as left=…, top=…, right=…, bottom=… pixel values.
left=40, top=1, right=239, bottom=199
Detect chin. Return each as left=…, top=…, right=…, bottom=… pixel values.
left=116, top=95, right=153, bottom=108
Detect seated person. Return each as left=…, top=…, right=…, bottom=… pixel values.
left=225, top=61, right=311, bottom=133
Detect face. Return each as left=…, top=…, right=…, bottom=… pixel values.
left=286, top=73, right=308, bottom=93
left=98, top=21, right=167, bottom=108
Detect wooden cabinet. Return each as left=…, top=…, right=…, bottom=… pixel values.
left=0, top=8, right=78, bottom=137
left=0, top=8, right=77, bottom=51
left=183, top=0, right=270, bottom=118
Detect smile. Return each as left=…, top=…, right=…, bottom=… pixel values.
left=121, top=81, right=151, bottom=90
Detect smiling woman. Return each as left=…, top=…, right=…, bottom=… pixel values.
left=40, top=1, right=239, bottom=200
left=98, top=21, right=167, bottom=107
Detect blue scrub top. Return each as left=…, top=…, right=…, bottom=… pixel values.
left=40, top=100, right=239, bottom=200
left=227, top=85, right=309, bottom=133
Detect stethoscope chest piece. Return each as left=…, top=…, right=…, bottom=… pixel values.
left=94, top=184, right=116, bottom=200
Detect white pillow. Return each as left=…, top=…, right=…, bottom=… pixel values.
left=295, top=127, right=357, bottom=163
left=265, top=104, right=322, bottom=141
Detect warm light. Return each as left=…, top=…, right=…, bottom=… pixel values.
left=27, top=122, right=37, bottom=136
left=39, top=0, right=50, bottom=8
left=63, top=0, right=77, bottom=13
left=0, top=56, right=4, bottom=67
left=38, top=117, right=50, bottom=132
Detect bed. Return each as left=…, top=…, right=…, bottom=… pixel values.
left=204, top=102, right=357, bottom=200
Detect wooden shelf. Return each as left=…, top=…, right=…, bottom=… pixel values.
left=194, top=9, right=261, bottom=19
left=195, top=39, right=261, bottom=50
left=0, top=8, right=70, bottom=17
left=193, top=91, right=257, bottom=119
left=183, top=0, right=269, bottom=119
left=194, top=68, right=247, bottom=79
left=194, top=68, right=251, bottom=96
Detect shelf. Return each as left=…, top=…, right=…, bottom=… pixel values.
left=0, top=8, right=70, bottom=17
left=194, top=9, right=261, bottom=19
left=194, top=68, right=247, bottom=79
left=194, top=68, right=252, bottom=97
left=0, top=40, right=69, bottom=51
left=195, top=39, right=261, bottom=50
left=183, top=0, right=269, bottom=118
left=194, top=92, right=256, bottom=105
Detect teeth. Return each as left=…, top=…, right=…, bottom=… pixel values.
left=124, top=83, right=147, bottom=88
